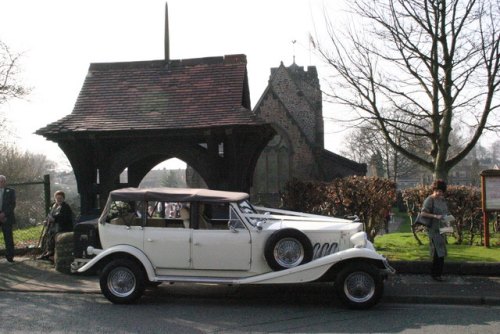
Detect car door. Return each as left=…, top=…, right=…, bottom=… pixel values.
left=191, top=204, right=251, bottom=271
left=143, top=225, right=191, bottom=270
left=100, top=200, right=145, bottom=250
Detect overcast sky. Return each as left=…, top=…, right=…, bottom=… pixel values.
left=0, top=0, right=359, bottom=171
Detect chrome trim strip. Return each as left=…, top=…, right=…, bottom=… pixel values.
left=154, top=275, right=239, bottom=284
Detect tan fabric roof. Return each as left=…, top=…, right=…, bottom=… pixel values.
left=109, top=187, right=249, bottom=203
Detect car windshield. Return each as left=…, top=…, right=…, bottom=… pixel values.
left=238, top=200, right=261, bottom=226
left=238, top=200, right=256, bottom=214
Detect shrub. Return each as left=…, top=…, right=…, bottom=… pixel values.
left=282, top=176, right=397, bottom=241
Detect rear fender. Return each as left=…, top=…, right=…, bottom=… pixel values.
left=77, top=245, right=155, bottom=281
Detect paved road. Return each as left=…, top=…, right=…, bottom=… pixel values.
left=1, top=257, right=500, bottom=306
left=1, top=257, right=500, bottom=333
left=0, top=291, right=499, bottom=333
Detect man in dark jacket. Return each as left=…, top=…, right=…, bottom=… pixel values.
left=0, top=175, right=16, bottom=263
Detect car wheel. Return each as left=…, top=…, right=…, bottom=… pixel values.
left=334, top=262, right=383, bottom=309
left=100, top=258, right=146, bottom=304
left=264, top=229, right=313, bottom=271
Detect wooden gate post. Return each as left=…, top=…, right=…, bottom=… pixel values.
left=44, top=174, right=51, bottom=215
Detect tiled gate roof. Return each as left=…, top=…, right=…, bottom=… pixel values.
left=37, top=54, right=264, bottom=138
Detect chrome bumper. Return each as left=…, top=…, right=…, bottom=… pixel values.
left=382, top=258, right=396, bottom=276
left=70, top=258, right=91, bottom=273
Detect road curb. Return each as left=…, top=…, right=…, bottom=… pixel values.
left=391, top=261, right=500, bottom=276
left=383, top=295, right=500, bottom=306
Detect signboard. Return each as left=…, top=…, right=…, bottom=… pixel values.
left=484, top=176, right=500, bottom=211
left=480, top=169, right=500, bottom=248
left=481, top=170, right=500, bottom=211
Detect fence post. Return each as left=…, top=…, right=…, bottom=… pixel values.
left=44, top=174, right=51, bottom=215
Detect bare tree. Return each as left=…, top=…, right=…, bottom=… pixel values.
left=1, top=40, right=29, bottom=144
left=491, top=140, right=500, bottom=165
left=0, top=40, right=28, bottom=105
left=0, top=143, right=56, bottom=227
left=313, top=0, right=499, bottom=181
left=0, top=144, right=54, bottom=182
left=342, top=121, right=417, bottom=182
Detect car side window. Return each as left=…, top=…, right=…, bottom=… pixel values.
left=144, top=201, right=189, bottom=228
left=106, top=200, right=143, bottom=226
left=198, top=203, right=232, bottom=230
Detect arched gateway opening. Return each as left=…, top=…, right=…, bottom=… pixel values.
left=138, top=158, right=189, bottom=188
left=36, top=55, right=275, bottom=215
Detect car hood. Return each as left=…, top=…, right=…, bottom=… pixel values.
left=263, top=220, right=361, bottom=232
left=260, top=216, right=362, bottom=232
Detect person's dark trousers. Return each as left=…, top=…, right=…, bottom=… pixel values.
left=1, top=222, right=15, bottom=261
left=431, top=251, right=444, bottom=278
left=45, top=229, right=57, bottom=256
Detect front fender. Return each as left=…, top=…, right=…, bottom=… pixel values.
left=77, top=245, right=156, bottom=282
left=238, top=248, right=390, bottom=284
left=333, top=247, right=386, bottom=261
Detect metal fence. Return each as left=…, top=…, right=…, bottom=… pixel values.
left=0, top=175, right=50, bottom=253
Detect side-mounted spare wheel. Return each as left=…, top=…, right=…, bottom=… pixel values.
left=264, top=229, right=313, bottom=271
left=99, top=258, right=146, bottom=304
left=334, top=262, right=384, bottom=309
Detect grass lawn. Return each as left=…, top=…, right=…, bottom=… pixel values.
left=374, top=232, right=500, bottom=262
left=375, top=210, right=500, bottom=262
left=0, top=225, right=44, bottom=249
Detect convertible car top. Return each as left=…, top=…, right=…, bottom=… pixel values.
left=108, top=187, right=249, bottom=203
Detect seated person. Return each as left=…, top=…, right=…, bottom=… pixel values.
left=38, top=191, right=74, bottom=261
left=179, top=205, right=190, bottom=228
left=148, top=205, right=156, bottom=217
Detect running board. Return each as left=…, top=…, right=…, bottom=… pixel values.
left=154, top=275, right=240, bottom=284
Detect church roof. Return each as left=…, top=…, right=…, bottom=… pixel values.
left=36, top=54, right=265, bottom=140
left=317, top=149, right=367, bottom=179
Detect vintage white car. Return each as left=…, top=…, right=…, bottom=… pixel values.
left=72, top=187, right=394, bottom=309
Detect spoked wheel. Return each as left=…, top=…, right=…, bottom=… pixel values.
left=274, top=237, right=304, bottom=267
left=100, top=259, right=146, bottom=304
left=264, top=229, right=313, bottom=271
left=335, top=262, right=383, bottom=309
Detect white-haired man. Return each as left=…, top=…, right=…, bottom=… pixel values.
left=0, top=175, right=16, bottom=263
